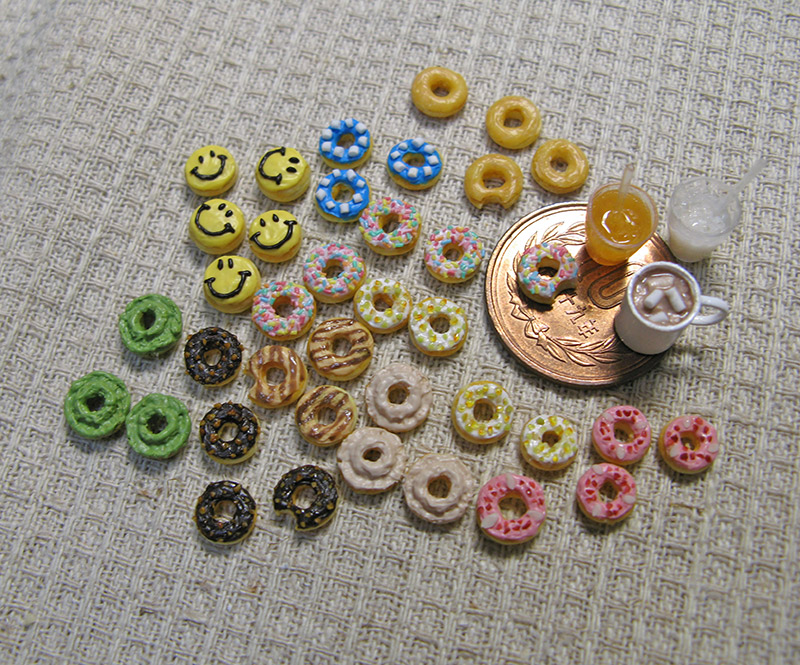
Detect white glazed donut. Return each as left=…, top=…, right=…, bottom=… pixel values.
left=408, top=297, right=468, bottom=357
left=364, top=362, right=432, bottom=433
left=353, top=279, right=413, bottom=334
left=337, top=427, right=406, bottom=494
left=520, top=414, right=579, bottom=470
left=403, top=454, right=474, bottom=524
left=451, top=381, right=515, bottom=445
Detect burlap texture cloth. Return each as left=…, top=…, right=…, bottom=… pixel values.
left=1, top=1, right=798, bottom=663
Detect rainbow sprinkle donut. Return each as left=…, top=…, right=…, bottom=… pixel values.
left=424, top=225, right=485, bottom=283
left=592, top=405, right=651, bottom=465
left=659, top=414, right=719, bottom=474
left=359, top=197, right=422, bottom=256
left=576, top=463, right=637, bottom=524
left=452, top=381, right=515, bottom=445
left=353, top=279, right=413, bottom=334
left=303, top=242, right=367, bottom=303
left=520, top=414, right=578, bottom=470
left=252, top=280, right=316, bottom=341
left=517, top=241, right=578, bottom=304
left=386, top=138, right=442, bottom=190
left=314, top=169, right=370, bottom=223
left=319, top=118, right=371, bottom=169
left=408, top=297, right=468, bottom=357
left=477, top=473, right=546, bottom=544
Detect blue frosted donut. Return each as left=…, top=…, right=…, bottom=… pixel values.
left=386, top=138, right=443, bottom=190
left=314, top=169, right=370, bottom=223
left=319, top=118, right=372, bottom=168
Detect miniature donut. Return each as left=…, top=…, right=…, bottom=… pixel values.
left=411, top=66, right=468, bottom=118
left=520, top=414, right=578, bottom=471
left=358, top=197, right=422, bottom=256
left=118, top=294, right=182, bottom=358
left=126, top=393, right=191, bottom=460
left=64, top=371, right=130, bottom=439
left=185, top=145, right=238, bottom=196
left=307, top=318, right=374, bottom=381
left=386, top=138, right=443, bottom=190
left=485, top=96, right=542, bottom=149
left=295, top=385, right=358, bottom=447
left=255, top=146, right=311, bottom=202
left=464, top=154, right=524, bottom=210
left=303, top=243, right=366, bottom=304
left=364, top=362, right=432, bottom=433
left=353, top=279, right=413, bottom=334
left=659, top=414, right=719, bottom=474
left=251, top=280, right=316, bottom=341
left=202, top=255, right=261, bottom=314
left=408, top=297, right=468, bottom=357
left=576, top=463, right=637, bottom=524
left=319, top=118, right=372, bottom=169
left=188, top=199, right=246, bottom=254
left=337, top=427, right=406, bottom=494
left=403, top=454, right=474, bottom=524
left=194, top=480, right=256, bottom=545
left=452, top=381, right=515, bottom=445
left=184, top=327, right=243, bottom=387
left=592, top=405, right=651, bottom=465
left=314, top=169, right=370, bottom=223
left=244, top=345, right=308, bottom=409
left=424, top=226, right=485, bottom=283
left=517, top=241, right=578, bottom=304
left=273, top=465, right=338, bottom=530
left=199, top=402, right=260, bottom=464
left=477, top=473, right=546, bottom=544
left=248, top=210, right=302, bottom=262
left=531, top=139, right=589, bottom=194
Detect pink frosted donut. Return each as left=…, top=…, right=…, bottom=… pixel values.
left=477, top=473, right=546, bottom=544
left=592, top=405, right=651, bottom=465
left=576, top=463, right=637, bottom=524
left=252, top=280, right=316, bottom=341
left=659, top=414, right=719, bottom=474
left=303, top=242, right=366, bottom=304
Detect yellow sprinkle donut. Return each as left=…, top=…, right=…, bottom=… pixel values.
left=464, top=154, right=524, bottom=210
left=520, top=414, right=578, bottom=471
left=411, top=66, right=468, bottom=118
left=353, top=279, right=413, bottom=334
left=531, top=139, right=589, bottom=194
left=408, top=297, right=468, bottom=357
left=451, top=381, right=515, bottom=445
left=485, top=96, right=542, bottom=149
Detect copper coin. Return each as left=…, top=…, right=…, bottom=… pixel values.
left=485, top=201, right=675, bottom=387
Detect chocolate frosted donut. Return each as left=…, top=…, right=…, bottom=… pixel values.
left=194, top=480, right=257, bottom=544
left=184, top=327, right=243, bottom=387
left=199, top=402, right=260, bottom=464
left=273, top=465, right=338, bottom=530
left=307, top=318, right=374, bottom=381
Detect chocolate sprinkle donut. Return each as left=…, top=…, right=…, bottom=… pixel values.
left=199, top=402, right=260, bottom=464
left=184, top=327, right=243, bottom=386
left=194, top=480, right=257, bottom=544
left=273, top=465, right=338, bottom=530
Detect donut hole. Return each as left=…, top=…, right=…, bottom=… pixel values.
left=85, top=393, right=105, bottom=412
left=331, top=183, right=355, bottom=202
left=218, top=422, right=238, bottom=442
left=323, top=260, right=344, bottom=280
left=318, top=407, right=337, bottom=425
left=431, top=80, right=451, bottom=97
left=427, top=475, right=451, bottom=498
left=336, top=133, right=355, bottom=149
left=430, top=314, right=451, bottom=334
left=147, top=413, right=167, bottom=435
left=373, top=293, right=394, bottom=311
left=402, top=153, right=426, bottom=167
left=213, top=499, right=237, bottom=522
left=482, top=171, right=506, bottom=190
left=550, top=157, right=569, bottom=172
left=536, top=257, right=559, bottom=279
left=387, top=384, right=409, bottom=404
left=379, top=213, right=401, bottom=233
left=502, top=110, right=524, bottom=128
left=332, top=336, right=353, bottom=357
left=203, top=348, right=222, bottom=366
left=442, top=242, right=465, bottom=262
left=473, top=399, right=496, bottom=422
left=542, top=430, right=561, bottom=446
left=614, top=423, right=634, bottom=443
left=499, top=494, right=527, bottom=520
left=362, top=447, right=383, bottom=462
left=292, top=485, right=317, bottom=510
left=266, top=366, right=287, bottom=385
left=599, top=482, right=618, bottom=502
left=140, top=309, right=156, bottom=329
left=273, top=296, right=295, bottom=318
left=681, top=433, right=699, bottom=450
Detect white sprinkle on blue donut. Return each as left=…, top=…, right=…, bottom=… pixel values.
left=319, top=118, right=372, bottom=166
left=386, top=138, right=443, bottom=188
left=314, top=169, right=371, bottom=223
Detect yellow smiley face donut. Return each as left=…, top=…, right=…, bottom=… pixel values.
left=185, top=145, right=238, bottom=196
left=255, top=146, right=311, bottom=202
left=531, top=139, right=590, bottom=194
left=464, top=154, right=524, bottom=210
left=202, top=255, right=261, bottom=314
left=248, top=210, right=302, bottom=262
left=188, top=199, right=246, bottom=254
left=451, top=381, right=515, bottom=445
left=411, top=66, right=468, bottom=118
left=485, top=96, right=542, bottom=149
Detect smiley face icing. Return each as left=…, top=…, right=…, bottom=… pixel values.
left=203, top=255, right=261, bottom=313
left=184, top=145, right=238, bottom=196
left=248, top=210, right=302, bottom=263
left=255, top=146, right=311, bottom=202
left=188, top=199, right=246, bottom=254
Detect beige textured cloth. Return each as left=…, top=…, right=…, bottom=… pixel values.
left=1, top=0, right=798, bottom=663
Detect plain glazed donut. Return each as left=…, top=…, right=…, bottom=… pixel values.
left=244, top=345, right=308, bottom=409
left=337, top=427, right=406, bottom=494
left=403, top=454, right=474, bottom=524
left=659, top=414, right=719, bottom=474
left=273, top=465, right=338, bottom=530
left=364, top=362, right=432, bottom=433
left=195, top=480, right=257, bottom=544
left=477, top=473, right=546, bottom=544
left=531, top=139, right=589, bottom=194
left=485, top=96, right=542, bottom=149
left=576, top=463, right=637, bottom=524
left=307, top=318, right=374, bottom=381
left=411, top=66, right=468, bottom=118
left=463, top=154, right=524, bottom=210
left=295, top=385, right=358, bottom=447
left=516, top=241, right=578, bottom=305
left=451, top=381, right=515, bottom=445
left=592, top=405, right=651, bottom=465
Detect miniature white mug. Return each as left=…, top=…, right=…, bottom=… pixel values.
left=614, top=261, right=729, bottom=355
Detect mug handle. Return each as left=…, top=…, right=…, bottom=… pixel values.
left=692, top=295, right=730, bottom=326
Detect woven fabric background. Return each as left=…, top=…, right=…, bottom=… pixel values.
left=1, top=0, right=798, bottom=663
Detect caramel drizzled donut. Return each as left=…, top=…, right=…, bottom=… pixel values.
left=307, top=318, right=374, bottom=381
left=295, top=385, right=358, bottom=447
left=245, top=345, right=308, bottom=409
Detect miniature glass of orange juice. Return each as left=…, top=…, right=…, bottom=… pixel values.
left=585, top=166, right=658, bottom=266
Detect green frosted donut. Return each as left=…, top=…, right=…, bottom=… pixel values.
left=126, top=393, right=191, bottom=459
left=119, top=294, right=183, bottom=357
left=64, top=371, right=131, bottom=439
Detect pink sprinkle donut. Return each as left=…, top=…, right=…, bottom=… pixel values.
left=358, top=197, right=422, bottom=256
left=252, top=280, right=316, bottom=341
left=303, top=242, right=367, bottom=304
left=576, top=463, right=637, bottom=524
left=424, top=225, right=485, bottom=283
left=659, top=414, right=719, bottom=474
left=476, top=473, right=546, bottom=544
left=592, top=405, right=651, bottom=465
